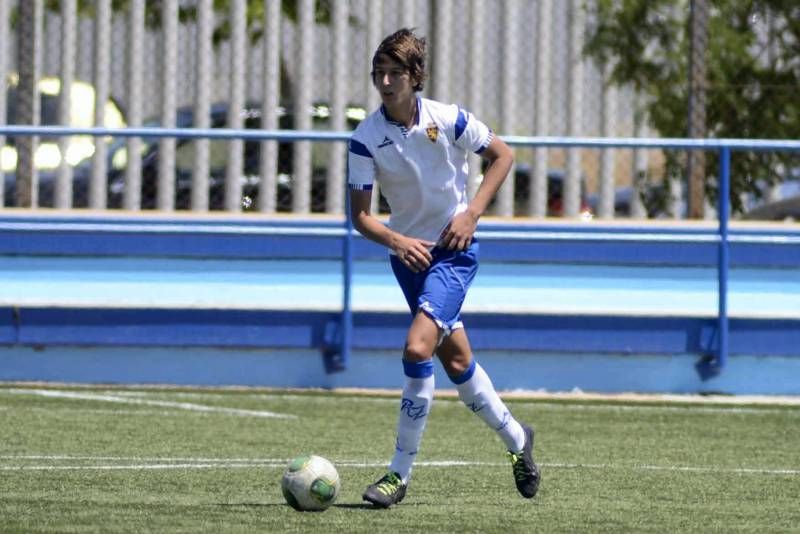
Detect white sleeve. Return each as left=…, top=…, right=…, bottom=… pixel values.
left=347, top=137, right=375, bottom=191
left=453, top=106, right=493, bottom=154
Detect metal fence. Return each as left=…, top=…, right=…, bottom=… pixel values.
left=2, top=123, right=800, bottom=372
left=0, top=0, right=645, bottom=217
left=0, top=1, right=798, bottom=220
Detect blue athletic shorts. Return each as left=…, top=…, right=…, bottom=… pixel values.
left=390, top=240, right=479, bottom=334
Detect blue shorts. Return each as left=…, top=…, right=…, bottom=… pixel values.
left=390, top=240, right=479, bottom=334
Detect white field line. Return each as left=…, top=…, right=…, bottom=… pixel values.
left=4, top=388, right=800, bottom=418
left=7, top=384, right=800, bottom=406
left=526, top=402, right=800, bottom=417
left=85, top=390, right=800, bottom=417
left=1, top=389, right=296, bottom=419
left=3, top=406, right=220, bottom=417
left=4, top=394, right=797, bottom=418
left=0, top=455, right=797, bottom=476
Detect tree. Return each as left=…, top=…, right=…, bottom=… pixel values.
left=584, top=0, right=800, bottom=214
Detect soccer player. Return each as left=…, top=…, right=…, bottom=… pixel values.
left=348, top=28, right=541, bottom=508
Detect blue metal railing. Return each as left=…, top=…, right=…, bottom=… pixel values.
left=3, top=125, right=800, bottom=375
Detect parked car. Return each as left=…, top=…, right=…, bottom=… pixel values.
left=480, top=163, right=593, bottom=218
left=2, top=74, right=126, bottom=207
left=741, top=177, right=800, bottom=221
left=587, top=181, right=690, bottom=219
left=105, top=102, right=365, bottom=211
left=742, top=195, right=800, bottom=221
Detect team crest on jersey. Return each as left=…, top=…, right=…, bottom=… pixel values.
left=425, top=122, right=439, bottom=143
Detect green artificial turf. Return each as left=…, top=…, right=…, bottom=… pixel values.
left=1, top=385, right=798, bottom=533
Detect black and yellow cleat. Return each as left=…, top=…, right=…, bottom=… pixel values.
left=362, top=471, right=407, bottom=508
left=508, top=423, right=541, bottom=498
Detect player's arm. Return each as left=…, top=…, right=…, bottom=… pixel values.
left=439, top=136, right=514, bottom=250
left=349, top=189, right=434, bottom=272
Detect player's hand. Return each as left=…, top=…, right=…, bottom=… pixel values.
left=439, top=210, right=478, bottom=251
left=392, top=236, right=435, bottom=272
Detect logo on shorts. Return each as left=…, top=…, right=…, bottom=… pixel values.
left=425, top=122, right=439, bottom=143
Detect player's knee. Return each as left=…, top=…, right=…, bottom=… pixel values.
left=403, top=339, right=434, bottom=363
left=441, top=356, right=469, bottom=378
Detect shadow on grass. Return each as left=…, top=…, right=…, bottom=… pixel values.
left=213, top=503, right=282, bottom=508
left=333, top=503, right=379, bottom=510
left=213, top=502, right=377, bottom=511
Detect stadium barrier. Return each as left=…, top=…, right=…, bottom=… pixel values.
left=2, top=125, right=800, bottom=381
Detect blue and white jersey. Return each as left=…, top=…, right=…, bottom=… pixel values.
left=348, top=97, right=493, bottom=244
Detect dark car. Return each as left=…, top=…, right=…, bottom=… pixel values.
left=742, top=195, right=800, bottom=221
left=481, top=163, right=593, bottom=218
left=741, top=178, right=800, bottom=221
left=106, top=102, right=364, bottom=211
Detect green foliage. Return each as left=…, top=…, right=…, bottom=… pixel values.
left=586, top=0, right=800, bottom=212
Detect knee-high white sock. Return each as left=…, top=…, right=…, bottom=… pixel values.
left=452, top=359, right=525, bottom=452
left=389, top=359, right=435, bottom=484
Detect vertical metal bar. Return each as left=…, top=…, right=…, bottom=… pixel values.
left=401, top=0, right=416, bottom=28
left=532, top=0, right=552, bottom=218
left=192, top=0, right=212, bottom=212
left=466, top=0, right=484, bottom=200
left=225, top=0, right=246, bottom=213
left=431, top=0, right=453, bottom=103
left=158, top=0, right=178, bottom=212
left=325, top=0, right=348, bottom=214
left=56, top=0, right=76, bottom=209
left=15, top=0, right=42, bottom=208
left=366, top=1, right=382, bottom=215
left=292, top=0, right=314, bottom=214
left=598, top=64, right=617, bottom=219
left=90, top=0, right=111, bottom=209
left=496, top=0, right=517, bottom=217
left=717, top=146, right=730, bottom=368
left=0, top=0, right=10, bottom=207
left=630, top=91, right=648, bottom=219
left=259, top=0, right=281, bottom=214
left=341, top=173, right=354, bottom=373
left=125, top=0, right=144, bottom=211
left=565, top=0, right=585, bottom=218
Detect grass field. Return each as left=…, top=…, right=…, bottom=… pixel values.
left=1, top=384, right=799, bottom=533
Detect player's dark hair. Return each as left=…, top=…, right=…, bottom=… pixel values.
left=371, top=28, right=426, bottom=92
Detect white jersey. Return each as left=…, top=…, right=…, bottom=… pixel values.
left=348, top=97, right=493, bottom=244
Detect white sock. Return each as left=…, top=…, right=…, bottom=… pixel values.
left=452, top=360, right=526, bottom=452
left=389, top=359, right=435, bottom=484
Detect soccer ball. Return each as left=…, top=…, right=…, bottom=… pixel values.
left=280, top=455, right=341, bottom=511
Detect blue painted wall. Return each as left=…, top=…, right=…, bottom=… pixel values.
left=1, top=212, right=798, bottom=394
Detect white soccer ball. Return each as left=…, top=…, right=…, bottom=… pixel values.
left=280, top=455, right=341, bottom=511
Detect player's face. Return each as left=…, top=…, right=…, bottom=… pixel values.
left=373, top=55, right=415, bottom=108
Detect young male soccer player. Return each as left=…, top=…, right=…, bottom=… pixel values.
left=348, top=28, right=541, bottom=508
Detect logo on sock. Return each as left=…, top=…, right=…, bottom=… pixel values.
left=495, top=410, right=510, bottom=431
left=468, top=401, right=486, bottom=413
left=400, top=397, right=427, bottom=421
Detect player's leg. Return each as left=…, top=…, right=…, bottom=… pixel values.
left=438, top=329, right=541, bottom=498
left=438, top=329, right=525, bottom=450
left=392, top=310, right=439, bottom=479
left=363, top=310, right=439, bottom=508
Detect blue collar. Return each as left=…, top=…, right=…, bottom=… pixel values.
left=380, top=96, right=421, bottom=128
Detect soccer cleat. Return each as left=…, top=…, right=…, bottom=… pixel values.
left=362, top=471, right=407, bottom=508
left=508, top=423, right=540, bottom=498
